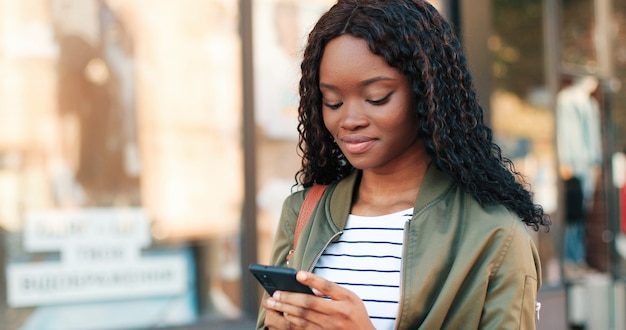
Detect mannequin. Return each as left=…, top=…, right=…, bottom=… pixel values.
left=556, top=75, right=602, bottom=274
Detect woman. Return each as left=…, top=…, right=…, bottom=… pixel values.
left=257, top=0, right=551, bottom=329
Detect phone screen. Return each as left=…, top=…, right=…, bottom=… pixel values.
left=249, top=263, right=314, bottom=296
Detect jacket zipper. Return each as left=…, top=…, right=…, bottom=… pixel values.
left=394, top=219, right=411, bottom=330
left=306, top=230, right=343, bottom=272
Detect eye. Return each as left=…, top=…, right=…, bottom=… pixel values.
left=323, top=101, right=343, bottom=110
left=368, top=92, right=392, bottom=106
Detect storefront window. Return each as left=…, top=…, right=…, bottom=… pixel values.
left=490, top=0, right=624, bottom=287
left=253, top=0, right=334, bottom=268
left=560, top=0, right=597, bottom=73
left=607, top=1, right=626, bottom=277
left=491, top=0, right=562, bottom=286
left=0, top=0, right=244, bottom=328
left=557, top=0, right=619, bottom=279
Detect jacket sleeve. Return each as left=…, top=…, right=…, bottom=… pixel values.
left=480, top=222, right=542, bottom=330
left=255, top=191, right=305, bottom=330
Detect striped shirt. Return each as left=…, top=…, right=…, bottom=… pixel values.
left=313, top=208, right=412, bottom=330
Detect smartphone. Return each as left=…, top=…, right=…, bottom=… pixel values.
left=249, top=263, right=314, bottom=296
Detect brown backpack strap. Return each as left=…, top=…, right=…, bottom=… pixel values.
left=286, top=184, right=328, bottom=264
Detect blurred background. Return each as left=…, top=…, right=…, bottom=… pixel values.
left=0, top=0, right=625, bottom=329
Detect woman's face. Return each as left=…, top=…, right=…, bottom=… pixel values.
left=320, top=35, right=423, bottom=172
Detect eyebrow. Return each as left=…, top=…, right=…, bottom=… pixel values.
left=319, top=76, right=397, bottom=90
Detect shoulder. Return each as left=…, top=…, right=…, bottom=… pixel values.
left=442, top=190, right=538, bottom=263
left=470, top=201, right=539, bottom=277
left=282, top=188, right=307, bottom=214
left=280, top=182, right=336, bottom=224
left=463, top=195, right=535, bottom=248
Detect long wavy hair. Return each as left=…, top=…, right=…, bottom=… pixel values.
left=295, top=0, right=550, bottom=231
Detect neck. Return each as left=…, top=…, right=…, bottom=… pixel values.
left=351, top=155, right=431, bottom=216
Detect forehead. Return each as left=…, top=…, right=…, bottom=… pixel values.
left=319, top=35, right=400, bottom=82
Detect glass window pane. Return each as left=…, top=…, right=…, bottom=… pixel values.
left=491, top=0, right=561, bottom=286
left=609, top=2, right=626, bottom=276
left=0, top=0, right=244, bottom=328
left=253, top=0, right=335, bottom=266
left=560, top=0, right=598, bottom=73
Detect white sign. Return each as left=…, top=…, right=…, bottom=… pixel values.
left=7, top=256, right=187, bottom=307
left=23, top=208, right=150, bottom=257
left=7, top=208, right=189, bottom=307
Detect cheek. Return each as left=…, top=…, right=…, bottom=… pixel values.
left=378, top=105, right=413, bottom=130
left=382, top=112, right=419, bottom=140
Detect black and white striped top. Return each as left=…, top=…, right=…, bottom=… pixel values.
left=313, top=208, right=413, bottom=330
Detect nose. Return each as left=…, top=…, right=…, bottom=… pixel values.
left=340, top=100, right=368, bottom=130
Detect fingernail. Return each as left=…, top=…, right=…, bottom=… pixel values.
left=267, top=298, right=276, bottom=308
left=273, top=291, right=281, bottom=300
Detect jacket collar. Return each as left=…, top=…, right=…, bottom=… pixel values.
left=413, top=164, right=455, bottom=215
left=328, top=164, right=454, bottom=227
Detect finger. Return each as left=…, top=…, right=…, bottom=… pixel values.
left=282, top=312, right=307, bottom=329
left=296, top=271, right=349, bottom=300
left=283, top=312, right=323, bottom=330
left=270, top=292, right=311, bottom=314
left=264, top=308, right=290, bottom=330
left=271, top=291, right=327, bottom=328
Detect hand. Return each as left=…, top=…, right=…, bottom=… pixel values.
left=263, top=271, right=375, bottom=330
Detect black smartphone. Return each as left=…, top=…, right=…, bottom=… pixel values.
left=249, top=263, right=315, bottom=296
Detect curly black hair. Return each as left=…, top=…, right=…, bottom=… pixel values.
left=295, top=0, right=550, bottom=231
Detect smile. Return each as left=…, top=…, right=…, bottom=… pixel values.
left=341, top=136, right=376, bottom=154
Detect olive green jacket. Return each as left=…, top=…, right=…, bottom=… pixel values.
left=256, top=166, right=541, bottom=329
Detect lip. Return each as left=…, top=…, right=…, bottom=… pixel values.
left=340, top=135, right=376, bottom=154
